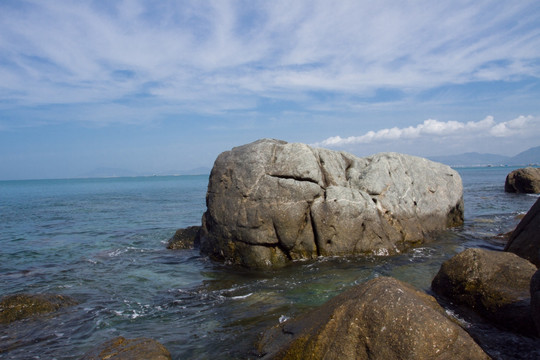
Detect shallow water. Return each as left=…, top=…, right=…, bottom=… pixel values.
left=0, top=169, right=538, bottom=359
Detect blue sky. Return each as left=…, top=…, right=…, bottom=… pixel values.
left=1, top=1, right=540, bottom=180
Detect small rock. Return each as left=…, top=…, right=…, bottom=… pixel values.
left=505, top=167, right=540, bottom=193
left=167, top=226, right=200, bottom=249
left=81, top=336, right=171, bottom=360
left=258, top=276, right=489, bottom=359
left=0, top=293, right=78, bottom=324
left=432, top=248, right=537, bottom=335
left=505, top=197, right=540, bottom=267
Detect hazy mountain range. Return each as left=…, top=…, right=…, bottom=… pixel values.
left=79, top=166, right=212, bottom=178
left=428, top=146, right=540, bottom=167
left=80, top=146, right=539, bottom=178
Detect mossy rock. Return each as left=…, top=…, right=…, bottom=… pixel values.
left=0, top=293, right=78, bottom=324
left=259, top=277, right=489, bottom=359
left=167, top=226, right=200, bottom=249
left=81, top=336, right=171, bottom=360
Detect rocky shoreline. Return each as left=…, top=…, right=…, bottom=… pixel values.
left=2, top=139, right=539, bottom=359
left=256, top=185, right=540, bottom=358
left=170, top=140, right=539, bottom=359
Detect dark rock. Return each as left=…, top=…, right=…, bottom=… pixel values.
left=81, top=336, right=171, bottom=360
left=200, top=139, right=463, bottom=268
left=532, top=270, right=540, bottom=336
left=432, top=248, right=537, bottom=335
left=258, top=276, right=489, bottom=360
left=505, top=197, right=540, bottom=267
left=505, top=167, right=540, bottom=193
left=167, top=226, right=201, bottom=249
left=0, top=293, right=78, bottom=324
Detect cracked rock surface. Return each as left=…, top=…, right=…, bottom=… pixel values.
left=199, top=139, right=463, bottom=268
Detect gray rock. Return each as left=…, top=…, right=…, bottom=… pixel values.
left=505, top=167, right=540, bottom=193
left=0, top=293, right=78, bottom=324
left=432, top=248, right=538, bottom=335
left=81, top=336, right=171, bottom=360
left=505, top=197, right=540, bottom=267
left=532, top=270, right=540, bottom=336
left=167, top=226, right=201, bottom=249
left=258, top=276, right=489, bottom=360
left=199, top=139, right=463, bottom=268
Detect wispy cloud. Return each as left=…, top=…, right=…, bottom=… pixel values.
left=1, top=1, right=540, bottom=179
left=1, top=0, right=539, bottom=115
left=313, top=115, right=539, bottom=148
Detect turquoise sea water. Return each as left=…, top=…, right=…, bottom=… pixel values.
left=0, top=169, right=539, bottom=359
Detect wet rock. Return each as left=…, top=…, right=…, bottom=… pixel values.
left=0, top=293, right=78, bottom=324
left=167, top=226, right=201, bottom=249
left=200, top=139, right=463, bottom=268
left=505, top=197, right=540, bottom=267
left=258, top=276, right=489, bottom=360
left=432, top=248, right=537, bottom=335
left=505, top=167, right=540, bottom=193
left=81, top=336, right=171, bottom=360
left=532, top=270, right=540, bottom=336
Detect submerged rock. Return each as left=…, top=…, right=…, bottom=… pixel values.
left=258, top=276, right=489, bottom=360
left=199, top=139, right=463, bottom=268
left=505, top=197, right=540, bottom=267
left=81, top=336, right=171, bottom=360
left=0, top=293, right=78, bottom=324
left=504, top=167, right=540, bottom=193
left=167, top=226, right=201, bottom=249
left=431, top=248, right=537, bottom=336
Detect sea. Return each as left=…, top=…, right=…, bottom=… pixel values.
left=1, top=167, right=539, bottom=359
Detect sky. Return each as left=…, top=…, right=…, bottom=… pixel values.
left=1, top=1, right=540, bottom=180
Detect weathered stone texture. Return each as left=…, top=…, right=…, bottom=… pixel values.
left=505, top=167, right=540, bottom=193
left=258, top=277, right=489, bottom=360
left=199, top=139, right=463, bottom=268
left=167, top=226, right=201, bottom=249
left=432, top=248, right=537, bottom=335
left=0, top=293, right=78, bottom=324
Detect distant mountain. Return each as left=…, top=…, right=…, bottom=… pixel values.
left=78, top=166, right=212, bottom=178
left=428, top=146, right=540, bottom=167
left=79, top=167, right=140, bottom=178
left=178, top=166, right=212, bottom=175
left=508, top=146, right=540, bottom=165
left=428, top=152, right=510, bottom=166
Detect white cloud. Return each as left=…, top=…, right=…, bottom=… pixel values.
left=489, top=115, right=535, bottom=137
left=314, top=116, right=538, bottom=148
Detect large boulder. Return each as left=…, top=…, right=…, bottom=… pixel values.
left=81, top=336, right=171, bottom=360
left=258, top=276, right=489, bottom=359
left=532, top=270, right=540, bottom=336
left=199, top=139, right=463, bottom=268
left=505, top=167, right=540, bottom=193
left=431, top=248, right=538, bottom=335
left=0, top=293, right=78, bottom=324
left=505, top=197, right=540, bottom=267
